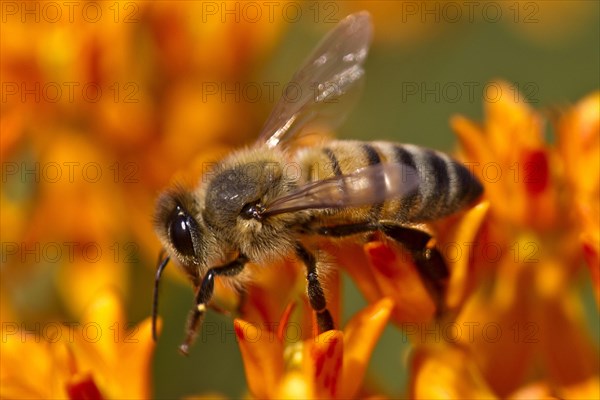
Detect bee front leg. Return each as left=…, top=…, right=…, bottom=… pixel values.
left=180, top=255, right=248, bottom=355
left=295, top=243, right=335, bottom=333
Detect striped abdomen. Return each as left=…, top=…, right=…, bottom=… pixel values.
left=297, top=140, right=483, bottom=223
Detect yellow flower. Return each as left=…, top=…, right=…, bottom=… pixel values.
left=0, top=289, right=157, bottom=399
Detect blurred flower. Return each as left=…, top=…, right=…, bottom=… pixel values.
left=500, top=1, right=598, bottom=48
left=1, top=5, right=290, bottom=398
left=1, top=0, right=287, bottom=330
left=410, top=344, right=496, bottom=399
left=556, top=92, right=600, bottom=304
left=338, top=1, right=597, bottom=48
left=0, top=289, right=157, bottom=399
left=406, top=82, right=599, bottom=398
left=337, top=2, right=443, bottom=46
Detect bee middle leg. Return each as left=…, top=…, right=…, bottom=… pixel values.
left=180, top=255, right=248, bottom=355
left=295, top=243, right=335, bottom=333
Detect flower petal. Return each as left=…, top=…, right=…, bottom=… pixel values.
left=365, top=241, right=436, bottom=323
left=325, top=241, right=383, bottom=307
left=507, top=380, right=556, bottom=399
left=434, top=201, right=489, bottom=310
left=234, top=319, right=284, bottom=399
left=538, top=288, right=600, bottom=391
left=307, top=330, right=344, bottom=399
left=340, top=297, right=394, bottom=399
left=410, top=344, right=497, bottom=399
left=582, top=234, right=600, bottom=305
left=112, top=317, right=157, bottom=399
left=65, top=373, right=105, bottom=400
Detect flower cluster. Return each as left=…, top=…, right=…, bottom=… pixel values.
left=1, top=2, right=285, bottom=397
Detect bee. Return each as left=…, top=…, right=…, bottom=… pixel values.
left=153, top=11, right=483, bottom=355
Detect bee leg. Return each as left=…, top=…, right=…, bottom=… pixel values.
left=316, top=222, right=378, bottom=237
left=315, top=222, right=448, bottom=316
left=295, top=243, right=334, bottom=333
left=179, top=255, right=248, bottom=356
left=379, top=223, right=448, bottom=316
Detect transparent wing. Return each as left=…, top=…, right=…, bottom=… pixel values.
left=263, top=162, right=420, bottom=216
left=257, top=11, right=373, bottom=149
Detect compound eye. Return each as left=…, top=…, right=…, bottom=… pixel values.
left=169, top=206, right=196, bottom=257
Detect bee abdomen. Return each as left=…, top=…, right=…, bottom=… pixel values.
left=391, top=144, right=483, bottom=222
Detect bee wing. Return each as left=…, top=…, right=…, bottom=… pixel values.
left=263, top=162, right=419, bottom=216
left=257, top=11, right=372, bottom=149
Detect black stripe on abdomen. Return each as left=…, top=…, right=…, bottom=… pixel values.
left=323, top=147, right=342, bottom=176
left=408, top=149, right=451, bottom=221
left=426, top=150, right=450, bottom=217
left=393, top=145, right=420, bottom=222
left=450, top=160, right=483, bottom=208
left=362, top=144, right=383, bottom=220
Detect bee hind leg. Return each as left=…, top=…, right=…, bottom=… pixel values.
left=379, top=223, right=449, bottom=316
left=180, top=255, right=248, bottom=355
left=295, top=243, right=334, bottom=333
left=314, top=221, right=449, bottom=317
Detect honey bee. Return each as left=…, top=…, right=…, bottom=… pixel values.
left=153, top=11, right=483, bottom=355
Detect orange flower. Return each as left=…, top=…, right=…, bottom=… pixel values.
left=1, top=4, right=289, bottom=397
left=0, top=289, right=157, bottom=399
left=0, top=2, right=284, bottom=312
left=325, top=201, right=489, bottom=328
left=408, top=82, right=599, bottom=398
left=235, top=297, right=394, bottom=399
left=557, top=92, right=600, bottom=304
left=0, top=0, right=288, bottom=335
left=411, top=344, right=497, bottom=399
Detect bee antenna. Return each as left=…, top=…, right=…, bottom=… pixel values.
left=152, top=250, right=170, bottom=341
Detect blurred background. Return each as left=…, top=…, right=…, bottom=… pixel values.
left=1, top=1, right=598, bottom=398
